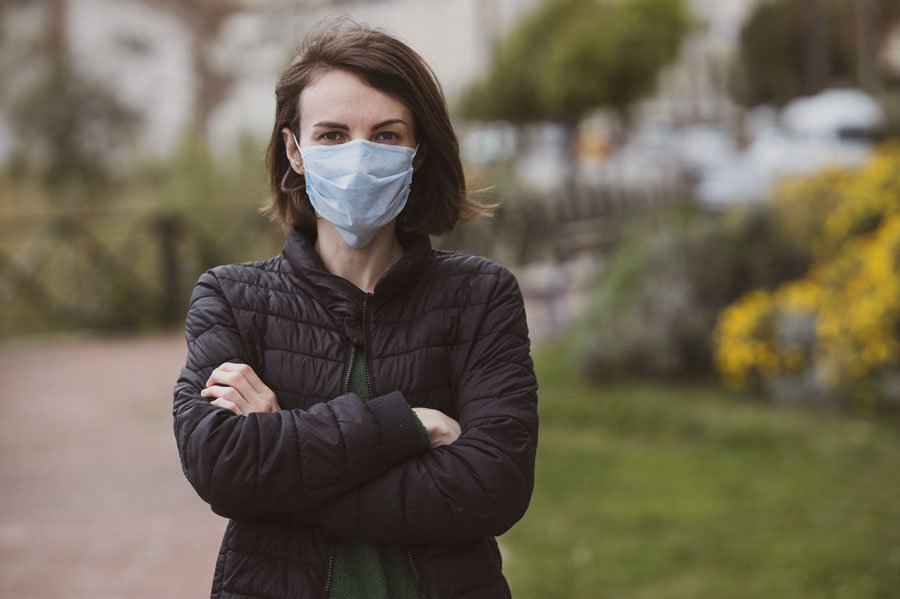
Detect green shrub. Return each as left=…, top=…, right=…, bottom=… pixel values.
left=574, top=206, right=810, bottom=380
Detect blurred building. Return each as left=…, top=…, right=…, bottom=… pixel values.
left=0, top=0, right=773, bottom=162
left=648, top=0, right=763, bottom=125
left=572, top=0, right=889, bottom=204
left=10, top=0, right=870, bottom=206
left=0, top=0, right=543, bottom=163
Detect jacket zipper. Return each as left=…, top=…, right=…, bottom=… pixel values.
left=362, top=293, right=375, bottom=398
left=342, top=344, right=356, bottom=394
left=323, top=344, right=356, bottom=599
left=322, top=542, right=336, bottom=597
left=407, top=548, right=428, bottom=599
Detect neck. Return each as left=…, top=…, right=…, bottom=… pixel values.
left=315, top=221, right=405, bottom=294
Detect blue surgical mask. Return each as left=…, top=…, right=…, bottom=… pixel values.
left=295, top=135, right=417, bottom=249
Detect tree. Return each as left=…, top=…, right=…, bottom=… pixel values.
left=3, top=0, right=139, bottom=188
left=729, top=0, right=900, bottom=108
left=459, top=0, right=691, bottom=125
left=134, top=0, right=242, bottom=138
left=10, top=64, right=139, bottom=188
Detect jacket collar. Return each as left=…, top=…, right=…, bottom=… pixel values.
left=281, top=225, right=432, bottom=322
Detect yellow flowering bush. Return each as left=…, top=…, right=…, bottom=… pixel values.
left=821, top=143, right=900, bottom=249
left=713, top=282, right=819, bottom=391
left=767, top=167, right=852, bottom=258
left=714, top=290, right=776, bottom=390
left=714, top=145, right=900, bottom=407
left=814, top=217, right=900, bottom=386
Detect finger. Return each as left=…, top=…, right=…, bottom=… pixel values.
left=215, top=362, right=268, bottom=395
left=207, top=363, right=264, bottom=397
left=210, top=397, right=242, bottom=416
left=206, top=369, right=257, bottom=403
left=206, top=362, right=250, bottom=387
left=201, top=385, right=250, bottom=411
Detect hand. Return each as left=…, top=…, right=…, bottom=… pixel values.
left=412, top=407, right=461, bottom=448
left=200, top=362, right=280, bottom=416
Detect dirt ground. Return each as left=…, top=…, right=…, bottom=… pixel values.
left=0, top=331, right=224, bottom=598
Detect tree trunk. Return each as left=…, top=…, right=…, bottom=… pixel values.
left=802, top=0, right=831, bottom=94
left=134, top=1, right=239, bottom=140
left=855, top=0, right=882, bottom=92
left=46, top=0, right=68, bottom=72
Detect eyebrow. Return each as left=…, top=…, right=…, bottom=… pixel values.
left=312, top=121, right=349, bottom=131
left=372, top=119, right=407, bottom=130
left=311, top=119, right=408, bottom=131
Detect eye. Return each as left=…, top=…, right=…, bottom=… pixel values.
left=319, top=131, right=345, bottom=143
left=375, top=131, right=400, bottom=143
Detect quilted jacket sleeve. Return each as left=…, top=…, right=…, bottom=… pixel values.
left=316, top=266, right=539, bottom=543
left=172, top=269, right=427, bottom=520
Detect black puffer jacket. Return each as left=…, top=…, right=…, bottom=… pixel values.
left=172, top=226, right=539, bottom=599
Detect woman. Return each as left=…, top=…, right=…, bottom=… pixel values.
left=173, top=18, right=538, bottom=599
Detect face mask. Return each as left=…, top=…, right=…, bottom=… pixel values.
left=294, top=135, right=417, bottom=249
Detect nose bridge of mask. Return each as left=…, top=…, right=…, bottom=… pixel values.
left=299, top=137, right=414, bottom=174
left=330, top=140, right=374, bottom=175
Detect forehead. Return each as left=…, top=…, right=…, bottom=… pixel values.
left=298, top=69, right=411, bottom=128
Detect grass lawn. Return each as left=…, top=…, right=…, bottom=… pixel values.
left=503, top=343, right=900, bottom=598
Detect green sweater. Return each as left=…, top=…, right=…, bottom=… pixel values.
left=327, top=346, right=429, bottom=599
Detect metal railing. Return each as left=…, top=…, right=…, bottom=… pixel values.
left=0, top=204, right=283, bottom=338
left=0, top=184, right=686, bottom=338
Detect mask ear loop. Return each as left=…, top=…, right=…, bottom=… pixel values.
left=290, top=132, right=305, bottom=175
left=279, top=132, right=305, bottom=193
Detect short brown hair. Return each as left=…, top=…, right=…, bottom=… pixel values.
left=262, top=18, right=490, bottom=237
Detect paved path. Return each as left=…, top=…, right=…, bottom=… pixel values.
left=0, top=332, right=224, bottom=598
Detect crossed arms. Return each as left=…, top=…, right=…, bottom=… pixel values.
left=172, top=268, right=538, bottom=544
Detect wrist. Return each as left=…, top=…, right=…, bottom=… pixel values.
left=411, top=411, right=430, bottom=450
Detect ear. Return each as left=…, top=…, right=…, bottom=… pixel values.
left=281, top=127, right=304, bottom=175
left=412, top=142, right=426, bottom=173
